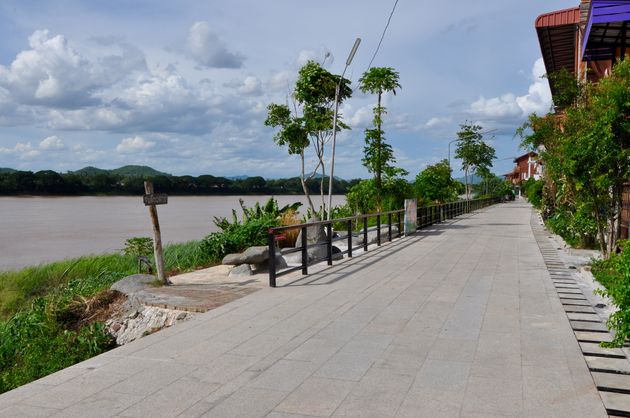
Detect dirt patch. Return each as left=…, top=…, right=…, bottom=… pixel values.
left=56, top=290, right=127, bottom=331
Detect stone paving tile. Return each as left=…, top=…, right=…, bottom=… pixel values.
left=412, top=359, right=472, bottom=393
left=314, top=334, right=393, bottom=381
left=461, top=376, right=523, bottom=416
left=118, top=376, right=220, bottom=417
left=331, top=368, right=414, bottom=418
left=0, top=403, right=60, bottom=417
left=202, top=387, right=288, bottom=418
left=53, top=390, right=144, bottom=418
left=274, top=377, right=355, bottom=417
left=20, top=370, right=127, bottom=410
left=396, top=387, right=465, bottom=418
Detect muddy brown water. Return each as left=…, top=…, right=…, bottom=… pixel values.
left=0, top=195, right=345, bottom=271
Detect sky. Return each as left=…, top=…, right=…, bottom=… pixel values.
left=0, top=0, right=575, bottom=179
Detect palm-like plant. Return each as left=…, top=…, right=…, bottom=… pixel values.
left=359, top=67, right=401, bottom=209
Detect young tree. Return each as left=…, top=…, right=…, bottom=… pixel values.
left=359, top=67, right=402, bottom=209
left=414, top=159, right=458, bottom=204
left=454, top=123, right=496, bottom=200
left=265, top=61, right=352, bottom=217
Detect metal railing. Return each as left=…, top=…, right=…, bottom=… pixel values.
left=267, top=197, right=499, bottom=287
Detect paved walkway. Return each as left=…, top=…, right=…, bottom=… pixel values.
left=0, top=202, right=608, bottom=417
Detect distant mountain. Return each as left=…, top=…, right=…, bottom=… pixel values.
left=70, top=165, right=169, bottom=178
left=72, top=166, right=109, bottom=176
left=455, top=175, right=483, bottom=185
left=227, top=175, right=250, bottom=180
left=110, top=165, right=170, bottom=177
left=0, top=167, right=16, bottom=173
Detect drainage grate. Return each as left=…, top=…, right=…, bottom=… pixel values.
left=531, top=211, right=630, bottom=417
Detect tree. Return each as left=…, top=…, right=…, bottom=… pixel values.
left=359, top=67, right=402, bottom=210
left=265, top=61, right=351, bottom=217
left=519, top=60, right=630, bottom=257
left=414, top=159, right=458, bottom=204
left=454, top=123, right=496, bottom=200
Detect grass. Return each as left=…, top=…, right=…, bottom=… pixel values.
left=0, top=240, right=216, bottom=320
left=0, top=239, right=217, bottom=394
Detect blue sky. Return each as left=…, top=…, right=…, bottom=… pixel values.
left=0, top=0, right=574, bottom=179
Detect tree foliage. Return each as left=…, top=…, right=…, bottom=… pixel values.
left=454, top=123, right=496, bottom=200
left=265, top=61, right=352, bottom=217
left=359, top=67, right=404, bottom=209
left=414, top=159, right=458, bottom=204
left=519, top=59, right=630, bottom=257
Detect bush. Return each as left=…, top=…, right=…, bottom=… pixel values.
left=592, top=240, right=630, bottom=347
left=346, top=177, right=413, bottom=214
left=523, top=178, right=543, bottom=208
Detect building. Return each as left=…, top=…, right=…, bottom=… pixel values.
left=536, top=0, right=629, bottom=98
left=504, top=152, right=543, bottom=196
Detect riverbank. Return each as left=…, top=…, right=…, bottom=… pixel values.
left=0, top=239, right=218, bottom=394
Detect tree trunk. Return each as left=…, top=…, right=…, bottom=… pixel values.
left=300, top=150, right=318, bottom=218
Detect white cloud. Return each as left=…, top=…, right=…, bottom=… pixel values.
left=187, top=21, right=244, bottom=68
left=467, top=58, right=552, bottom=123
left=39, top=135, right=65, bottom=150
left=238, top=76, right=262, bottom=95
left=424, top=116, right=452, bottom=129
left=266, top=70, right=292, bottom=92
left=296, top=48, right=334, bottom=68
left=349, top=105, right=373, bottom=129
left=0, top=142, right=41, bottom=159
left=0, top=30, right=146, bottom=109
left=116, top=136, right=155, bottom=153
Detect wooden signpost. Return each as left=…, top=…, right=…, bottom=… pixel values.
left=143, top=181, right=170, bottom=285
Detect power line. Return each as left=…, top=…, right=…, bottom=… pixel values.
left=366, top=0, right=400, bottom=71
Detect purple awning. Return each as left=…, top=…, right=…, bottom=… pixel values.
left=582, top=0, right=630, bottom=61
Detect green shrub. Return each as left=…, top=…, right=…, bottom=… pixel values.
left=346, top=177, right=412, bottom=214
left=592, top=240, right=630, bottom=347
left=523, top=178, right=543, bottom=208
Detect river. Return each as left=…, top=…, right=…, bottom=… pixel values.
left=0, top=195, right=346, bottom=271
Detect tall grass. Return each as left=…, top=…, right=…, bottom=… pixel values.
left=0, top=240, right=215, bottom=319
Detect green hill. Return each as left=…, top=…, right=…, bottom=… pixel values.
left=70, top=165, right=169, bottom=178
left=72, top=166, right=109, bottom=176
left=0, top=168, right=16, bottom=174
left=110, top=165, right=170, bottom=177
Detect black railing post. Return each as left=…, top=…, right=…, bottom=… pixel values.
left=326, top=223, right=333, bottom=266
left=388, top=213, right=392, bottom=242
left=347, top=219, right=353, bottom=258
left=397, top=212, right=402, bottom=238
left=268, top=229, right=276, bottom=288
left=377, top=214, right=381, bottom=246
left=301, top=226, right=308, bottom=275
left=363, top=217, right=368, bottom=252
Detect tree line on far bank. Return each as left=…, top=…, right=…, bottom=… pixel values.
left=0, top=169, right=362, bottom=196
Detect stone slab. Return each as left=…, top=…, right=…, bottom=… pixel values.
left=585, top=356, right=630, bottom=374
left=570, top=321, right=609, bottom=332
left=592, top=372, right=630, bottom=392
left=575, top=331, right=614, bottom=343
left=600, top=391, right=630, bottom=415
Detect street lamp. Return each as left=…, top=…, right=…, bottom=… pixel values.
left=327, top=38, right=361, bottom=221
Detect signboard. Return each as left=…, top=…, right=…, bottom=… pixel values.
left=143, top=193, right=168, bottom=206
left=404, top=199, right=417, bottom=235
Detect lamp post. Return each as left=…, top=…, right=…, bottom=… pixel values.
left=327, top=38, right=361, bottom=221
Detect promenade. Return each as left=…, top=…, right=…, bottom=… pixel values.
left=0, top=202, right=609, bottom=417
